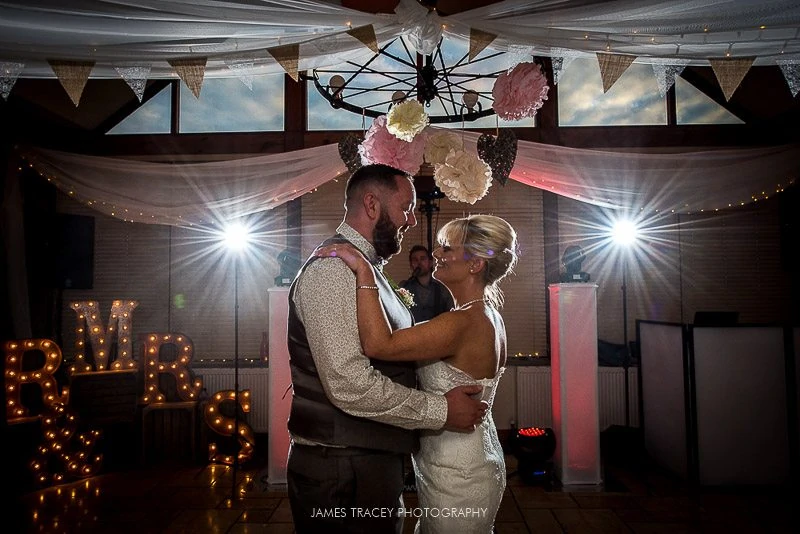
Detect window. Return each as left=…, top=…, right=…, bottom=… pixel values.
left=558, top=58, right=666, bottom=126
left=107, top=85, right=171, bottom=135
left=179, top=75, right=284, bottom=133
left=676, top=77, right=743, bottom=125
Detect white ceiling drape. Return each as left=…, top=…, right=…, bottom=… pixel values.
left=1, top=0, right=798, bottom=80
left=7, top=1, right=799, bottom=225
left=20, top=135, right=798, bottom=226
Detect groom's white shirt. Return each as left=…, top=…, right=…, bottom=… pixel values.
left=290, top=222, right=447, bottom=447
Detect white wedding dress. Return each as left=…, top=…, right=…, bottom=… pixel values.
left=412, top=360, right=506, bottom=534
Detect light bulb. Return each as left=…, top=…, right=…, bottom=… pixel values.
left=462, top=90, right=479, bottom=110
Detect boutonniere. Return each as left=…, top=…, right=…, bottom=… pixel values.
left=387, top=276, right=416, bottom=309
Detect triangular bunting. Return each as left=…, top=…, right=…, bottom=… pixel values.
left=709, top=56, right=755, bottom=101
left=776, top=57, right=800, bottom=97
left=114, top=65, right=151, bottom=102
left=651, top=59, right=690, bottom=97
left=550, top=48, right=580, bottom=85
left=469, top=28, right=497, bottom=62
left=596, top=53, right=636, bottom=93
left=346, top=25, right=379, bottom=54
left=48, top=60, right=94, bottom=106
left=169, top=57, right=207, bottom=99
left=268, top=44, right=300, bottom=82
left=224, top=59, right=256, bottom=90
left=0, top=61, right=24, bottom=100
left=505, top=45, right=534, bottom=71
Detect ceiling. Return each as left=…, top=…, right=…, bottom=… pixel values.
left=1, top=0, right=798, bottom=153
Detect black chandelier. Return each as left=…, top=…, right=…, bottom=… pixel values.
left=306, top=34, right=506, bottom=124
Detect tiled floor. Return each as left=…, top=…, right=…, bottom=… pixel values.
left=11, top=444, right=798, bottom=533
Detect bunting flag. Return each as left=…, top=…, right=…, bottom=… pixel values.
left=469, top=28, right=497, bottom=62
left=224, top=59, right=256, bottom=90
left=309, top=33, right=339, bottom=55
left=48, top=60, right=95, bottom=106
left=505, top=45, right=534, bottom=71
left=268, top=44, right=300, bottom=82
left=550, top=48, right=580, bottom=85
left=596, top=52, right=636, bottom=93
left=168, top=58, right=207, bottom=99
left=114, top=65, right=151, bottom=102
left=1, top=61, right=24, bottom=100
left=651, top=59, right=690, bottom=97
left=346, top=25, right=378, bottom=54
left=709, top=57, right=755, bottom=101
left=776, top=57, right=800, bottom=97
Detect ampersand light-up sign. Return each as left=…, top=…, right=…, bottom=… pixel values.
left=69, top=300, right=139, bottom=373
left=204, top=389, right=255, bottom=465
left=4, top=339, right=66, bottom=422
left=141, top=333, right=203, bottom=404
left=30, top=402, right=102, bottom=486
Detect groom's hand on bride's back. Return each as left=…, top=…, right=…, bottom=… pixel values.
left=443, top=385, right=487, bottom=432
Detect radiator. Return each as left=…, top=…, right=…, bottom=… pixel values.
left=193, top=367, right=270, bottom=433
left=516, top=366, right=639, bottom=430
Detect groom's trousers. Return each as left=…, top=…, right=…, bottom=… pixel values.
left=287, top=442, right=406, bottom=534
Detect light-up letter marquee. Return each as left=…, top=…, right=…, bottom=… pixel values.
left=141, top=333, right=203, bottom=404
left=69, top=300, right=138, bottom=373
left=4, top=339, right=66, bottom=422
left=204, top=389, right=255, bottom=465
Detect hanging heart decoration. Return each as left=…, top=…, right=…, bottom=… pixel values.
left=477, top=129, right=517, bottom=186
left=338, top=132, right=364, bottom=173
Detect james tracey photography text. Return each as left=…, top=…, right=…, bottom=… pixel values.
left=310, top=507, right=489, bottom=519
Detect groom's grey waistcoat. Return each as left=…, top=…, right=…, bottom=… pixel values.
left=287, top=235, right=418, bottom=453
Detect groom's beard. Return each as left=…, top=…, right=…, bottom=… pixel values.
left=373, top=210, right=403, bottom=260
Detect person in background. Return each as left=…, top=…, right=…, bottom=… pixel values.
left=401, top=245, right=454, bottom=323
left=285, top=163, right=487, bottom=534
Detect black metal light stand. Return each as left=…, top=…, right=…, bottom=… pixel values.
left=232, top=256, right=241, bottom=500
left=415, top=175, right=445, bottom=251
left=621, top=258, right=630, bottom=427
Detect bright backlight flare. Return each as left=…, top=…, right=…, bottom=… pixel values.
left=223, top=223, right=251, bottom=251
left=611, top=220, right=639, bottom=246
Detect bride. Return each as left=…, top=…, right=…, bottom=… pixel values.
left=316, top=214, right=518, bottom=534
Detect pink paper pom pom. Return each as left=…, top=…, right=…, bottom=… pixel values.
left=491, top=62, right=550, bottom=121
left=358, top=115, right=426, bottom=175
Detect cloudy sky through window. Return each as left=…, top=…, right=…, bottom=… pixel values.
left=109, top=38, right=740, bottom=135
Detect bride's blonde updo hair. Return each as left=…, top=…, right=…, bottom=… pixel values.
left=437, top=214, right=519, bottom=309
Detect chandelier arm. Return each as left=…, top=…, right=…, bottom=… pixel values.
left=340, top=50, right=390, bottom=89
left=310, top=75, right=384, bottom=119
left=430, top=48, right=459, bottom=117
left=397, top=36, right=424, bottom=68
left=429, top=108, right=496, bottom=124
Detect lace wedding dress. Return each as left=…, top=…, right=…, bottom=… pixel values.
left=412, top=360, right=506, bottom=534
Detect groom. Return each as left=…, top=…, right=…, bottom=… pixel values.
left=286, top=163, right=486, bottom=534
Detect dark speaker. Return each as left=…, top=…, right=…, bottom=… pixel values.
left=52, top=214, right=94, bottom=289
left=779, top=183, right=798, bottom=272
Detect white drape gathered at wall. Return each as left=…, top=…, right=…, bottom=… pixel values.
left=20, top=135, right=799, bottom=227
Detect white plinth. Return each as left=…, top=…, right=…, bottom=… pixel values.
left=549, top=283, right=602, bottom=486
left=267, top=287, right=291, bottom=484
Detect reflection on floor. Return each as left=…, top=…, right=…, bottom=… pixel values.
left=11, top=441, right=797, bottom=533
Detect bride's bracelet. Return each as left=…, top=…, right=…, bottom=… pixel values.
left=356, top=285, right=379, bottom=290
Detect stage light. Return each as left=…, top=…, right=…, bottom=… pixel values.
left=611, top=219, right=639, bottom=246
left=223, top=223, right=251, bottom=251
left=511, top=426, right=556, bottom=485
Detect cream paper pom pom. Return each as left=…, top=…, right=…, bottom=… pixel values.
left=424, top=130, right=463, bottom=165
left=434, top=149, right=493, bottom=204
left=386, top=100, right=430, bottom=142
